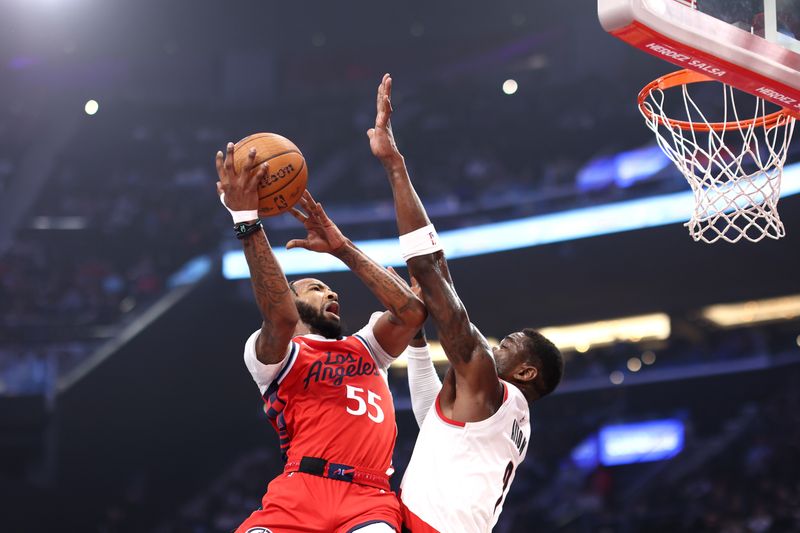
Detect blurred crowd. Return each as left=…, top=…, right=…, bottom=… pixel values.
left=0, top=109, right=226, bottom=394
left=632, top=386, right=800, bottom=532
left=2, top=71, right=799, bottom=396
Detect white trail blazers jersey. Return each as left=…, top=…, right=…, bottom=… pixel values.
left=400, top=381, right=531, bottom=533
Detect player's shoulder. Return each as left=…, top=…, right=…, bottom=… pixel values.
left=500, top=381, right=531, bottom=416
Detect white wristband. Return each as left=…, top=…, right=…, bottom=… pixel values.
left=220, top=193, right=259, bottom=224
left=399, top=224, right=443, bottom=261
left=405, top=344, right=431, bottom=359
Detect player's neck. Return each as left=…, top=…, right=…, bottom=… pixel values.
left=293, top=322, right=314, bottom=336
left=510, top=380, right=537, bottom=404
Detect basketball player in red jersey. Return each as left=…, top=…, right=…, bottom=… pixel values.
left=367, top=75, right=565, bottom=532
left=215, top=143, right=427, bottom=533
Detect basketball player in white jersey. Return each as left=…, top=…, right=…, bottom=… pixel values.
left=368, top=74, right=565, bottom=533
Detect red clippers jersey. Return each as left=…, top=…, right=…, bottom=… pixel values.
left=244, top=314, right=397, bottom=474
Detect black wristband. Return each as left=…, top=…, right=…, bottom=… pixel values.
left=234, top=219, right=262, bottom=240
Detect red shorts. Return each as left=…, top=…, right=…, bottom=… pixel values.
left=236, top=472, right=401, bottom=533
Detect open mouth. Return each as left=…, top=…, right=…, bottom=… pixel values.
left=324, top=302, right=340, bottom=319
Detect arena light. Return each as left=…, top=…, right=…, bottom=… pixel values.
left=538, top=313, right=670, bottom=352
left=701, top=294, right=800, bottom=328
left=502, top=79, right=518, bottom=95
left=31, top=216, right=87, bottom=230
left=84, top=99, right=99, bottom=115
left=599, top=419, right=685, bottom=466
left=221, top=162, right=800, bottom=279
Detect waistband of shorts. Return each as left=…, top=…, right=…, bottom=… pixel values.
left=284, top=456, right=391, bottom=491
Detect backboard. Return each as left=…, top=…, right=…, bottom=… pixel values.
left=599, top=0, right=800, bottom=117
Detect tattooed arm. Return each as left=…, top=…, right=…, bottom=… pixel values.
left=287, top=191, right=426, bottom=357
left=243, top=232, right=301, bottom=364
left=216, top=143, right=299, bottom=365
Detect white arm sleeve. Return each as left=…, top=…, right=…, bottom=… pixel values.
left=243, top=329, right=293, bottom=395
left=406, top=344, right=442, bottom=427
left=353, top=311, right=396, bottom=372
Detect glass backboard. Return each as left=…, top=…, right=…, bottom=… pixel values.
left=599, top=0, right=800, bottom=116
left=693, top=0, right=800, bottom=53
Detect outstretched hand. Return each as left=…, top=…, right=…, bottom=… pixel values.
left=367, top=73, right=403, bottom=167
left=286, top=190, right=348, bottom=254
left=215, top=142, right=268, bottom=212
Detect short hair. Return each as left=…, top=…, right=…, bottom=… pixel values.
left=521, top=328, right=564, bottom=399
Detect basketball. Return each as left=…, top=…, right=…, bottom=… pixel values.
left=233, top=132, right=308, bottom=217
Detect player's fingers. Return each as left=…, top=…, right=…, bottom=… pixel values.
left=288, top=207, right=308, bottom=223
left=301, top=192, right=319, bottom=216
left=376, top=75, right=385, bottom=110
left=311, top=201, right=329, bottom=223
left=286, top=239, right=310, bottom=250
left=224, top=142, right=235, bottom=177
left=216, top=181, right=223, bottom=196
left=243, top=147, right=258, bottom=174
left=215, top=151, right=225, bottom=181
left=248, top=162, right=267, bottom=191
left=376, top=95, right=392, bottom=127
left=381, top=73, right=390, bottom=98
left=314, top=201, right=325, bottom=216
left=386, top=94, right=393, bottom=116
left=367, top=128, right=375, bottom=139
left=299, top=193, right=314, bottom=213
left=314, top=202, right=329, bottom=222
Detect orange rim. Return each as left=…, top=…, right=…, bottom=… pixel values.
left=638, top=69, right=793, bottom=132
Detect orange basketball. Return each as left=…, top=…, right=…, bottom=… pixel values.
left=233, top=132, right=308, bottom=218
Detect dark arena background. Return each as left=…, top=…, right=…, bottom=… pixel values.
left=1, top=0, right=799, bottom=532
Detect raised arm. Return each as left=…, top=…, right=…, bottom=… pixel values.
left=216, top=143, right=299, bottom=365
left=286, top=190, right=426, bottom=356
left=368, top=74, right=503, bottom=420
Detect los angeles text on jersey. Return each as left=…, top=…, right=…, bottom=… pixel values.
left=510, top=418, right=527, bottom=456
left=302, top=351, right=380, bottom=389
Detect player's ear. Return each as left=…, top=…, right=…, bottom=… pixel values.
left=514, top=364, right=538, bottom=383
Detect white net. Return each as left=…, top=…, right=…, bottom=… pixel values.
left=640, top=72, right=796, bottom=243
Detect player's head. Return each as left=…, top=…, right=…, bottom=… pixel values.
left=289, top=278, right=342, bottom=339
left=493, top=329, right=563, bottom=402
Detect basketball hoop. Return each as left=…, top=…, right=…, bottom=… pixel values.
left=639, top=69, right=796, bottom=243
